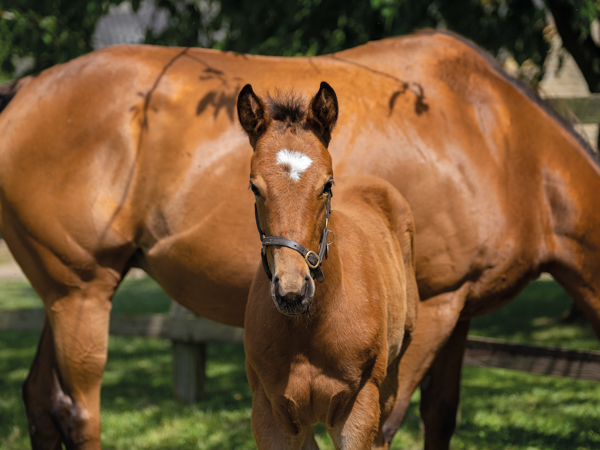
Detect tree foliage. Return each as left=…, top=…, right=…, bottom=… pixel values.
left=545, top=0, right=600, bottom=92
left=209, top=0, right=550, bottom=66
left=0, top=0, right=598, bottom=87
left=0, top=0, right=130, bottom=76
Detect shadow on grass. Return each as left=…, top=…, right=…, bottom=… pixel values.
left=0, top=331, right=39, bottom=449
left=111, top=277, right=172, bottom=314
left=456, top=422, right=600, bottom=450
left=456, top=365, right=600, bottom=449
left=103, top=340, right=252, bottom=412
left=470, top=280, right=599, bottom=350
left=100, top=340, right=256, bottom=449
left=1, top=279, right=599, bottom=448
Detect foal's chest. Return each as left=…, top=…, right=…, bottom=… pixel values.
left=276, top=361, right=361, bottom=427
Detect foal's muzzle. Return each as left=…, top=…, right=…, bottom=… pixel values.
left=253, top=196, right=333, bottom=317
left=271, top=273, right=315, bottom=316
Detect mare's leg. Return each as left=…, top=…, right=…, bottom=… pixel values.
left=552, top=268, right=600, bottom=336
left=6, top=226, right=120, bottom=449
left=420, top=319, right=471, bottom=450
left=372, top=352, right=402, bottom=450
left=328, top=381, right=381, bottom=450
left=22, top=318, right=63, bottom=449
left=33, top=273, right=115, bottom=449
left=381, top=286, right=468, bottom=446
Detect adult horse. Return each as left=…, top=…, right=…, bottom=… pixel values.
left=1, top=30, right=598, bottom=449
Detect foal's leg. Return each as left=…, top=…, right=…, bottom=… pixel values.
left=301, top=428, right=320, bottom=450
left=328, top=381, right=381, bottom=450
left=250, top=387, right=314, bottom=449
left=381, top=287, right=468, bottom=447
left=247, top=366, right=314, bottom=450
left=420, top=319, right=471, bottom=450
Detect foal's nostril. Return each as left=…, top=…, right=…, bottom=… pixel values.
left=300, top=275, right=309, bottom=296
left=272, top=275, right=280, bottom=294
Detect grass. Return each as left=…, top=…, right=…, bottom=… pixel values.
left=0, top=277, right=599, bottom=449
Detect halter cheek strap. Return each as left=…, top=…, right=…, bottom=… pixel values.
left=254, top=196, right=334, bottom=283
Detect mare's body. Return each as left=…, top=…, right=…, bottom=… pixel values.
left=1, top=31, right=599, bottom=449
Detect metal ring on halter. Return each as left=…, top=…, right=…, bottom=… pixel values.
left=326, top=230, right=335, bottom=246
left=305, top=250, right=320, bottom=269
left=325, top=230, right=335, bottom=259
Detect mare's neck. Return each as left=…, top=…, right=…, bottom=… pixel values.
left=543, top=129, right=600, bottom=334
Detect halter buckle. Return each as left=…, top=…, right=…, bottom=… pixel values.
left=305, top=250, right=320, bottom=269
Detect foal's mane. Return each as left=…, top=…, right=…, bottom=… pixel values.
left=419, top=30, right=599, bottom=166
left=266, top=91, right=307, bottom=125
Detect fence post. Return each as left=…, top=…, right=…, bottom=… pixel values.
left=170, top=302, right=206, bottom=403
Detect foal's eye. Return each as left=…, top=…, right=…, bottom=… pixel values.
left=322, top=179, right=334, bottom=196
left=249, top=182, right=261, bottom=198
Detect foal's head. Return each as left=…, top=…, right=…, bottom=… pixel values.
left=238, top=82, right=338, bottom=316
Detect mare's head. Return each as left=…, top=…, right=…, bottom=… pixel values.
left=237, top=82, right=338, bottom=316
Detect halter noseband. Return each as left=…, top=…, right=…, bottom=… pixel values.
left=254, top=196, right=334, bottom=283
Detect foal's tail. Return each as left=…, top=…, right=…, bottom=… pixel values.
left=0, top=76, right=34, bottom=114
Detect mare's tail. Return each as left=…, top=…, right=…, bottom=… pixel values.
left=0, top=76, right=34, bottom=114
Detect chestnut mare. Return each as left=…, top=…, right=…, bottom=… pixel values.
left=1, top=30, right=599, bottom=449
left=240, top=82, right=418, bottom=449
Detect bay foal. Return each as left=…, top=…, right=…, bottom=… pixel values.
left=239, top=83, right=419, bottom=449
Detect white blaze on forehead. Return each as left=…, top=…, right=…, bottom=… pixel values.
left=276, top=149, right=313, bottom=182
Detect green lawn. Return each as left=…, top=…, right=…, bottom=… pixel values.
left=0, top=277, right=599, bottom=449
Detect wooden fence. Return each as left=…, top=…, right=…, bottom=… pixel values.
left=547, top=94, right=600, bottom=124
left=1, top=303, right=600, bottom=403
left=0, top=95, right=599, bottom=403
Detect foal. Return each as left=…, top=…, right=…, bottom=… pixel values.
left=238, top=82, right=419, bottom=449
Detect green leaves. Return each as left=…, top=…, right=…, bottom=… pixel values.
left=0, top=0, right=117, bottom=76
left=0, top=0, right=598, bottom=88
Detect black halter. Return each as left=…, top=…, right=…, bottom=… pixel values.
left=254, top=196, right=334, bottom=283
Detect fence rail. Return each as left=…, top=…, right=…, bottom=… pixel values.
left=546, top=94, right=600, bottom=124
left=0, top=307, right=244, bottom=342
left=465, top=336, right=600, bottom=382
left=2, top=307, right=599, bottom=399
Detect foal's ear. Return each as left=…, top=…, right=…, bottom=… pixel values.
left=237, top=84, right=269, bottom=146
left=307, top=81, right=338, bottom=146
